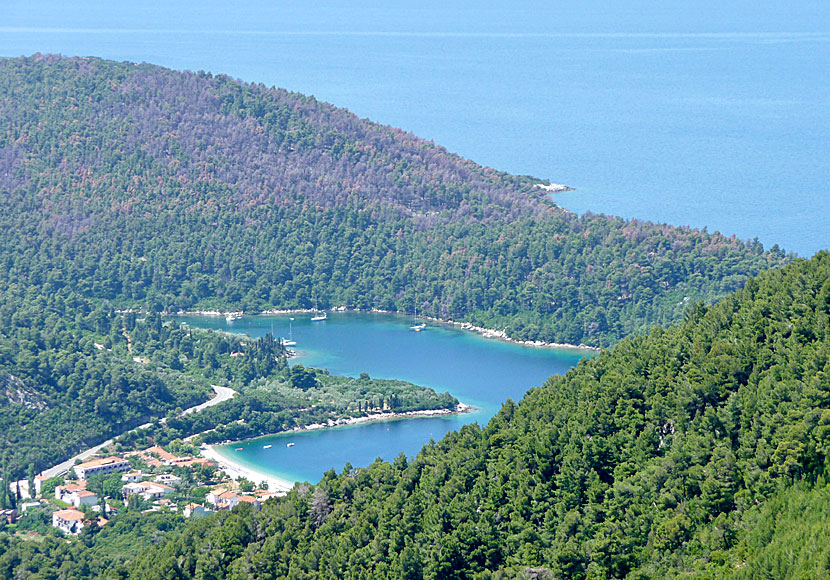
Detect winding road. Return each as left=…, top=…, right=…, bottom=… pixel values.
left=38, top=385, right=237, bottom=480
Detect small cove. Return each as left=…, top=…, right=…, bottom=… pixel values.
left=174, top=312, right=590, bottom=484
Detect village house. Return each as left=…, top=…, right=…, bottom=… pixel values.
left=143, top=482, right=175, bottom=500
left=71, top=490, right=98, bottom=508
left=20, top=501, right=41, bottom=512
left=121, top=471, right=145, bottom=483
left=74, top=456, right=130, bottom=480
left=52, top=508, right=85, bottom=534
left=154, top=498, right=176, bottom=510
left=205, top=488, right=240, bottom=510
left=33, top=475, right=46, bottom=496
left=122, top=481, right=175, bottom=501
left=238, top=495, right=261, bottom=509
left=154, top=473, right=182, bottom=486
left=255, top=489, right=285, bottom=501
left=145, top=446, right=179, bottom=465
left=0, top=508, right=18, bottom=525
left=55, top=482, right=87, bottom=502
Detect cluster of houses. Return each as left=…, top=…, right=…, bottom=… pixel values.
left=23, top=448, right=283, bottom=536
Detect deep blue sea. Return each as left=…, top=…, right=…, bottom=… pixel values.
left=2, top=1, right=828, bottom=256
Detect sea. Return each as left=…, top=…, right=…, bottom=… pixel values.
left=5, top=1, right=829, bottom=481
left=174, top=312, right=587, bottom=483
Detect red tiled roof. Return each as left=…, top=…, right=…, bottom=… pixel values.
left=77, top=456, right=127, bottom=470
left=54, top=509, right=84, bottom=521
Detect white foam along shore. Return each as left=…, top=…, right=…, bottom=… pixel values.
left=201, top=444, right=294, bottom=493
left=200, top=402, right=474, bottom=491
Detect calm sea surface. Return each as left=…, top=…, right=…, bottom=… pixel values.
left=2, top=2, right=828, bottom=256
left=174, top=313, right=586, bottom=483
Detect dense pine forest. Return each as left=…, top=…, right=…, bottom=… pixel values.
left=117, top=252, right=830, bottom=579
left=3, top=252, right=830, bottom=578
left=3, top=54, right=826, bottom=578
left=0, top=55, right=785, bottom=349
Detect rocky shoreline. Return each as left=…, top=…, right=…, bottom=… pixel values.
left=173, top=308, right=600, bottom=352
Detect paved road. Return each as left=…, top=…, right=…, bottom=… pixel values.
left=181, top=385, right=236, bottom=415
left=38, top=385, right=237, bottom=480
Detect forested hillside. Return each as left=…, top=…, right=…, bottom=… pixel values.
left=1, top=53, right=820, bottom=578
left=0, top=54, right=786, bottom=348
left=3, top=251, right=828, bottom=579
left=111, top=252, right=830, bottom=579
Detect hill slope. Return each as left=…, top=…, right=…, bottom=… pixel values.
left=113, top=252, right=830, bottom=579
left=0, top=54, right=785, bottom=348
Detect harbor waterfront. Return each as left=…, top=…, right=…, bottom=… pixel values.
left=174, top=311, right=590, bottom=485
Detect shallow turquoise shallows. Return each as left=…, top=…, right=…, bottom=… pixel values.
left=174, top=312, right=588, bottom=484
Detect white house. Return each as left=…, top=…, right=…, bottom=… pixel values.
left=122, top=482, right=147, bottom=497
left=33, top=475, right=46, bottom=497
left=142, top=483, right=175, bottom=500
left=206, top=488, right=240, bottom=510
left=55, top=482, right=87, bottom=502
left=122, top=481, right=175, bottom=501
left=71, top=490, right=98, bottom=508
left=121, top=471, right=145, bottom=483
left=52, top=508, right=85, bottom=534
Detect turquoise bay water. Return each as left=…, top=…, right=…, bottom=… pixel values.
left=2, top=2, right=828, bottom=256
left=175, top=313, right=587, bottom=483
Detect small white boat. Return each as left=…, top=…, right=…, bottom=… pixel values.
left=286, top=442, right=295, bottom=448
left=311, top=312, right=327, bottom=321
left=281, top=318, right=296, bottom=346
left=235, top=447, right=242, bottom=451
left=226, top=313, right=241, bottom=323
left=263, top=444, right=272, bottom=449
left=410, top=303, right=425, bottom=331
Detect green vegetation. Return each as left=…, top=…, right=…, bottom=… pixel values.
left=109, top=252, right=830, bottom=578
left=0, top=290, right=454, bottom=480
left=0, top=289, right=211, bottom=485
left=115, top=365, right=458, bottom=449
left=0, top=55, right=786, bottom=350
left=4, top=249, right=826, bottom=579
left=1, top=54, right=824, bottom=578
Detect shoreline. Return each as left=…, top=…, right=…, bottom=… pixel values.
left=201, top=444, right=294, bottom=493
left=173, top=308, right=600, bottom=353
left=200, top=403, right=474, bottom=487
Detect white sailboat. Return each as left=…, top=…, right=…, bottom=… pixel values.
left=281, top=317, right=297, bottom=346
left=410, top=303, right=426, bottom=331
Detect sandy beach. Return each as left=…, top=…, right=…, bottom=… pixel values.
left=199, top=403, right=474, bottom=492
left=201, top=444, right=294, bottom=492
